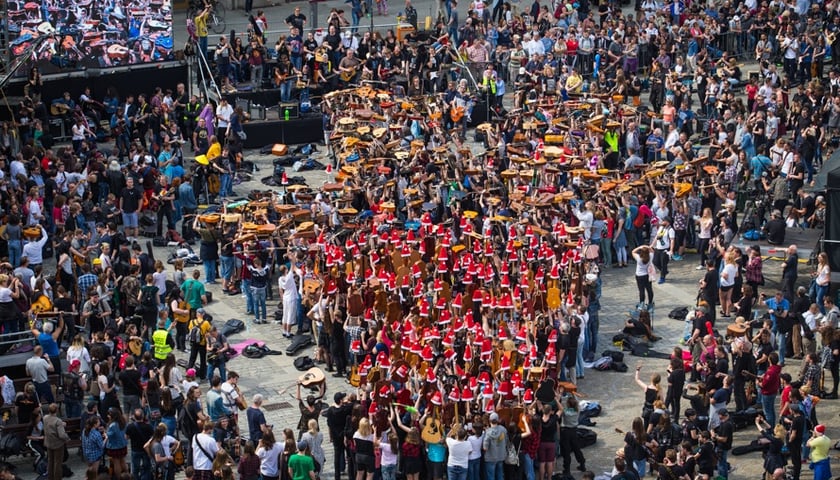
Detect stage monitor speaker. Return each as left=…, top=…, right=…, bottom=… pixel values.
left=250, top=103, right=266, bottom=121
left=235, top=98, right=250, bottom=112
left=278, top=102, right=299, bottom=120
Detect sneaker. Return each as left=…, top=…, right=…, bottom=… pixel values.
left=672, top=254, right=683, bottom=261
left=273, top=320, right=283, bottom=325
left=695, top=265, right=704, bottom=270
left=657, top=278, right=666, bottom=284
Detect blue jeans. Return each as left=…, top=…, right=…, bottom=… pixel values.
left=816, top=284, right=829, bottom=314
left=576, top=345, right=585, bottom=378
left=65, top=399, right=82, bottom=418
left=251, top=286, right=266, bottom=321
left=467, top=458, right=481, bottom=480
left=203, top=260, right=217, bottom=283
left=280, top=80, right=293, bottom=102
left=207, top=360, right=227, bottom=382
left=381, top=464, right=397, bottom=480
left=776, top=331, right=788, bottom=365
left=633, top=459, right=647, bottom=477
left=522, top=454, right=535, bottom=480
left=8, top=241, right=21, bottom=268
left=220, top=255, right=234, bottom=282
left=716, top=448, right=729, bottom=479
left=132, top=448, right=153, bottom=480
left=448, top=465, right=467, bottom=480
left=220, top=173, right=232, bottom=197
left=761, top=393, right=777, bottom=427
left=485, top=460, right=503, bottom=480
left=242, top=278, right=254, bottom=314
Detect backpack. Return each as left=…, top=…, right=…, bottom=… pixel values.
left=293, top=355, right=315, bottom=371
left=188, top=319, right=206, bottom=344
left=668, top=307, right=689, bottom=320
left=0, top=433, right=22, bottom=456
left=63, top=372, right=84, bottom=400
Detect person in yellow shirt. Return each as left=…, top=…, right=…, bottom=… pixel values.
left=806, top=424, right=832, bottom=480
left=194, top=3, right=211, bottom=61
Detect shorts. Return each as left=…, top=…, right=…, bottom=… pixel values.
left=720, top=285, right=734, bottom=292
left=122, top=212, right=138, bottom=228
left=106, top=447, right=127, bottom=458
left=192, top=470, right=214, bottom=480
left=355, top=453, right=376, bottom=472
left=220, top=256, right=234, bottom=280
left=538, top=441, right=556, bottom=463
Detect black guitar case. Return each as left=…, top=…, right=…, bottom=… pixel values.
left=285, top=333, right=314, bottom=355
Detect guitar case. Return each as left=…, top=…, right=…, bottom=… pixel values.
left=286, top=333, right=314, bottom=355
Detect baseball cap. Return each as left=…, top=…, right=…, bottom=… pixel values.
left=718, top=409, right=729, bottom=417
left=815, top=424, right=825, bottom=434
left=334, top=392, right=347, bottom=403
left=344, top=31, right=351, bottom=38
left=186, top=368, right=197, bottom=377
left=297, top=440, right=309, bottom=451
left=196, top=308, right=206, bottom=315
left=489, top=412, right=499, bottom=423
left=685, top=408, right=696, bottom=417
left=69, top=359, right=81, bottom=370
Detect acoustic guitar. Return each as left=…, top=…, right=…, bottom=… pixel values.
left=173, top=443, right=185, bottom=466
left=349, top=365, right=361, bottom=387
left=298, top=367, right=326, bottom=387
left=340, top=65, right=358, bottom=82
left=450, top=105, right=465, bottom=122
left=421, top=408, right=442, bottom=444
left=50, top=103, right=73, bottom=116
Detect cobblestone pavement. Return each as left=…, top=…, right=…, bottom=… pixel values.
left=7, top=146, right=835, bottom=480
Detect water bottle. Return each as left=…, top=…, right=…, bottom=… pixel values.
left=284, top=108, right=290, bottom=121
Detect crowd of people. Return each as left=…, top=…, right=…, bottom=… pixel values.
left=1, top=0, right=840, bottom=479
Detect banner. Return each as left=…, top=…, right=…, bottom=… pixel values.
left=7, top=0, right=174, bottom=74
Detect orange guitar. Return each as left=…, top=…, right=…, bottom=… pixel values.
left=450, top=105, right=465, bottom=122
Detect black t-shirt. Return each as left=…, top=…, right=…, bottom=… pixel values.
left=702, top=270, right=718, bottom=301
left=125, top=421, right=154, bottom=450
left=765, top=218, right=786, bottom=244
left=696, top=441, right=716, bottom=474
left=120, top=186, right=141, bottom=213
left=715, top=419, right=734, bottom=450
left=658, top=463, right=687, bottom=480
left=789, top=162, right=804, bottom=193
left=799, top=195, right=816, bottom=220
left=692, top=313, right=707, bottom=336
left=789, top=414, right=806, bottom=450
left=540, top=414, right=559, bottom=442
left=119, top=368, right=143, bottom=396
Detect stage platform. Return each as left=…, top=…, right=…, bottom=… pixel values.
left=241, top=114, right=323, bottom=149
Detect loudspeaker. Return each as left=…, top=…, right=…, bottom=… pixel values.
left=278, top=102, right=299, bottom=120
left=250, top=103, right=266, bottom=121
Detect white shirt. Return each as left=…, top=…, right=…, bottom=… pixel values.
left=446, top=438, right=472, bottom=468
left=27, top=198, right=43, bottom=225
left=216, top=103, right=234, bottom=129
left=467, top=435, right=483, bottom=460
left=10, top=160, right=26, bottom=187
left=23, top=227, right=48, bottom=265
left=653, top=226, right=674, bottom=251
left=280, top=271, right=299, bottom=300
left=257, top=442, right=284, bottom=476
left=720, top=263, right=738, bottom=287
left=192, top=433, right=219, bottom=470
left=634, top=253, right=651, bottom=277
left=220, top=381, right=239, bottom=410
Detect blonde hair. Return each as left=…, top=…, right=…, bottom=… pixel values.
left=358, top=418, right=372, bottom=437
left=308, top=419, right=319, bottom=434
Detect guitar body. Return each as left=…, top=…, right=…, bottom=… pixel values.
left=299, top=367, right=326, bottom=387
left=421, top=416, right=442, bottom=444
left=173, top=444, right=186, bottom=466
left=450, top=106, right=465, bottom=122
left=340, top=67, right=357, bottom=83
left=349, top=365, right=361, bottom=388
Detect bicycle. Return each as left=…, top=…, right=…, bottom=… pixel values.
left=188, top=0, right=227, bottom=35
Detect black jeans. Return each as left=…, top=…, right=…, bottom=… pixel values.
left=635, top=274, right=654, bottom=304
left=560, top=427, right=585, bottom=471
left=653, top=249, right=670, bottom=279
left=176, top=321, right=188, bottom=350
left=188, top=341, right=207, bottom=378
left=332, top=435, right=347, bottom=480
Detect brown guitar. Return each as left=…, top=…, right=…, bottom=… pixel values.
left=50, top=103, right=73, bottom=116
left=450, top=105, right=465, bottom=122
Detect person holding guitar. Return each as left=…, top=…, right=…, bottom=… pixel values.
left=338, top=48, right=361, bottom=85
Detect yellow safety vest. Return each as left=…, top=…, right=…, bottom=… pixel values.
left=152, top=328, right=172, bottom=360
